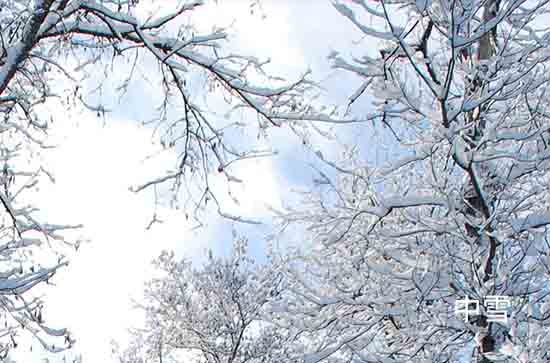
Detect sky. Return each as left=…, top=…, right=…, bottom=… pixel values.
left=10, top=1, right=370, bottom=362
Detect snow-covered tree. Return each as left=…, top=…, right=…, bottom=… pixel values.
left=116, top=238, right=299, bottom=363
left=0, top=0, right=325, bottom=224
left=274, top=0, right=550, bottom=362
left=0, top=0, right=326, bottom=358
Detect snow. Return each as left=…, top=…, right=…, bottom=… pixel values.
left=332, top=1, right=393, bottom=40
left=452, top=136, right=472, bottom=168
left=80, top=1, right=138, bottom=26
left=381, top=195, right=447, bottom=209
left=510, top=213, right=550, bottom=233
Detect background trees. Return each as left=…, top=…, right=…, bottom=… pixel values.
left=116, top=238, right=298, bottom=363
